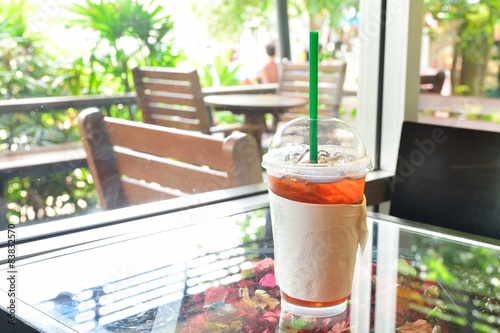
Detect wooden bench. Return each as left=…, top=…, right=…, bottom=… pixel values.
left=0, top=86, right=276, bottom=186
left=0, top=86, right=278, bottom=224
left=78, top=108, right=263, bottom=210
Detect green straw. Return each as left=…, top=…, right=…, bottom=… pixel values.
left=309, top=31, right=319, bottom=163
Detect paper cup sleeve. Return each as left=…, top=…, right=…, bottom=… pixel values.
left=269, top=191, right=368, bottom=302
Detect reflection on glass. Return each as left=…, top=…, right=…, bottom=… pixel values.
left=2, top=208, right=498, bottom=332
left=25, top=208, right=271, bottom=332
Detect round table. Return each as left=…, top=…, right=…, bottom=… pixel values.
left=203, top=94, right=308, bottom=130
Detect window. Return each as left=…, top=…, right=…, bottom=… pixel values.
left=1, top=0, right=394, bottom=238
left=418, top=1, right=500, bottom=133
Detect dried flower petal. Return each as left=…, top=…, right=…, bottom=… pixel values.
left=252, top=289, right=272, bottom=309
left=397, top=286, right=425, bottom=310
left=178, top=258, right=449, bottom=333
left=329, top=320, right=350, bottom=333
left=424, top=285, right=440, bottom=298
left=259, top=273, right=277, bottom=288
left=230, top=320, right=242, bottom=332
left=238, top=287, right=250, bottom=299
left=204, top=286, right=229, bottom=307
left=253, top=258, right=274, bottom=271
left=204, top=321, right=229, bottom=333
left=396, top=319, right=434, bottom=333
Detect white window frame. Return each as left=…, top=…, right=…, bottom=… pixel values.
left=358, top=0, right=423, bottom=172
left=357, top=2, right=423, bottom=331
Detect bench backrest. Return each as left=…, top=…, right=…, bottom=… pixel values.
left=133, top=66, right=212, bottom=132
left=78, top=108, right=262, bottom=210
left=389, top=121, right=500, bottom=239
left=278, top=60, right=347, bottom=117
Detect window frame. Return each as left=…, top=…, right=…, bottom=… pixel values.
left=1, top=0, right=423, bottom=251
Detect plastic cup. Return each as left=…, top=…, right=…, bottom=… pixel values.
left=262, top=117, right=372, bottom=317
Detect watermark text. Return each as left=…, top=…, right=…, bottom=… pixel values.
left=6, top=223, right=17, bottom=326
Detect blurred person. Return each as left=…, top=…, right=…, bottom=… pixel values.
left=258, top=43, right=279, bottom=84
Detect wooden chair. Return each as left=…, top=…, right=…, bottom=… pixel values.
left=78, top=108, right=263, bottom=210
left=132, top=66, right=262, bottom=145
left=275, top=59, right=347, bottom=127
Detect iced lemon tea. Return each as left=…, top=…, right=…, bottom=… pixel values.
left=267, top=176, right=366, bottom=205
left=268, top=175, right=366, bottom=308
left=262, top=117, right=372, bottom=316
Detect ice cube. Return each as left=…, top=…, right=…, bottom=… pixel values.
left=285, top=150, right=309, bottom=164
left=328, top=153, right=357, bottom=166
left=317, top=150, right=331, bottom=164
left=284, top=150, right=357, bottom=165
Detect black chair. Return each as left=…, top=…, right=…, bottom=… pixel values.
left=389, top=121, right=500, bottom=239
left=420, top=71, right=446, bottom=94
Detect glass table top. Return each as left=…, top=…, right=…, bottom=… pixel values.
left=1, top=197, right=500, bottom=333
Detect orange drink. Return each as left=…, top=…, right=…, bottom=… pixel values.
left=267, top=176, right=366, bottom=205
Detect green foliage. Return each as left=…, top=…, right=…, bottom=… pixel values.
left=403, top=235, right=500, bottom=333
left=6, top=168, right=98, bottom=224
left=411, top=236, right=500, bottom=298
left=192, top=0, right=358, bottom=43
left=0, top=0, right=65, bottom=99
left=398, top=258, right=418, bottom=277
left=1, top=107, right=95, bottom=224
left=213, top=111, right=244, bottom=125
left=235, top=209, right=267, bottom=245
left=0, top=109, right=80, bottom=152
left=290, top=0, right=358, bottom=30
left=1, top=0, right=187, bottom=224
left=198, top=50, right=242, bottom=88
left=195, top=50, right=245, bottom=125
left=0, top=0, right=26, bottom=37
left=69, top=0, right=186, bottom=94
left=192, top=0, right=273, bottom=42
left=424, top=254, right=455, bottom=284
left=425, top=0, right=500, bottom=96
left=213, top=51, right=242, bottom=86
left=454, top=84, right=471, bottom=96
